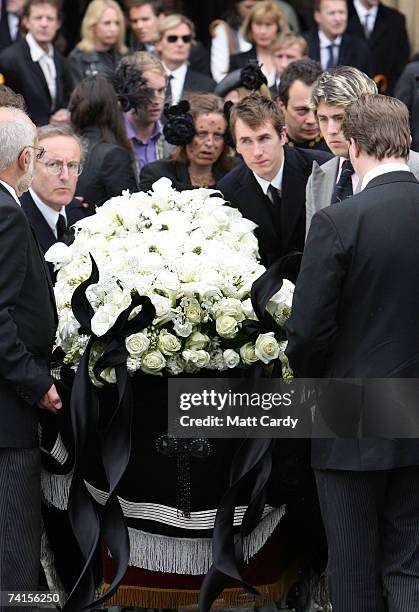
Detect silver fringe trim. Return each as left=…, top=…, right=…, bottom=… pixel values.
left=125, top=505, right=285, bottom=574
left=41, top=469, right=73, bottom=510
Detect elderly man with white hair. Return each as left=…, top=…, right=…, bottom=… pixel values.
left=0, top=106, right=60, bottom=595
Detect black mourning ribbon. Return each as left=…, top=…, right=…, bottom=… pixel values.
left=198, top=252, right=302, bottom=612
left=63, top=254, right=156, bottom=611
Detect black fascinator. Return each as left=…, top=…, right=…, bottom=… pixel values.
left=163, top=100, right=195, bottom=146
left=112, top=61, right=154, bottom=113
left=240, top=61, right=268, bottom=91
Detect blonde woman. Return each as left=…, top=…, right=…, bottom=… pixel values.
left=68, top=0, right=127, bottom=81
left=229, top=0, right=288, bottom=87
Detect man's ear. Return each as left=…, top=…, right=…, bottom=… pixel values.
left=280, top=126, right=287, bottom=145
left=314, top=10, right=321, bottom=27
left=21, top=16, right=28, bottom=31
left=350, top=137, right=361, bottom=159
left=17, top=147, right=29, bottom=171
left=277, top=99, right=286, bottom=112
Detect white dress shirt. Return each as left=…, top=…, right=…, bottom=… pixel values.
left=253, top=159, right=284, bottom=199
left=353, top=0, right=379, bottom=36
left=318, top=30, right=342, bottom=70
left=361, top=162, right=410, bottom=191
left=0, top=179, right=20, bottom=205
left=7, top=13, right=19, bottom=41
left=26, top=32, right=56, bottom=108
left=29, top=188, right=66, bottom=238
left=164, top=62, right=188, bottom=105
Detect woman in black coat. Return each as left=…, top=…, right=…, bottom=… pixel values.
left=69, top=75, right=138, bottom=210
left=139, top=93, right=234, bottom=192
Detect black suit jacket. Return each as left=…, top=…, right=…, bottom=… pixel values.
left=76, top=127, right=139, bottom=209
left=0, top=184, right=56, bottom=448
left=217, top=146, right=332, bottom=272
left=139, top=158, right=227, bottom=192
left=285, top=171, right=419, bottom=470
left=347, top=1, right=410, bottom=95
left=306, top=30, right=372, bottom=76
left=0, top=39, right=73, bottom=125
left=182, top=66, right=216, bottom=97
left=0, top=2, right=15, bottom=53
left=229, top=46, right=257, bottom=72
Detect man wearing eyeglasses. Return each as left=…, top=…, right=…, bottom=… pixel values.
left=20, top=124, right=85, bottom=267
left=156, top=14, right=215, bottom=104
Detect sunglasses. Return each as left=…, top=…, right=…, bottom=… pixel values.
left=166, top=34, right=192, bottom=43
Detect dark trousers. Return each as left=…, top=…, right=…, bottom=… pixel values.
left=0, top=448, right=41, bottom=610
left=315, top=467, right=419, bottom=612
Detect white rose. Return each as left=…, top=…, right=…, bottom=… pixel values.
left=223, top=349, right=240, bottom=369
left=44, top=241, right=72, bottom=266
left=158, top=330, right=182, bottom=355
left=151, top=295, right=174, bottom=324
left=182, top=349, right=210, bottom=369
left=185, top=331, right=209, bottom=350
left=184, top=300, right=202, bottom=324
left=255, top=332, right=280, bottom=364
left=240, top=342, right=258, bottom=365
left=125, top=332, right=150, bottom=356
left=101, top=367, right=117, bottom=384
left=216, top=298, right=245, bottom=321
left=91, top=304, right=120, bottom=337
left=140, top=350, right=166, bottom=374
left=216, top=315, right=238, bottom=339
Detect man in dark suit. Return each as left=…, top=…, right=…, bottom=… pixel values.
left=347, top=0, right=409, bottom=95
left=155, top=13, right=215, bottom=104
left=306, top=0, right=371, bottom=75
left=0, top=0, right=73, bottom=126
left=0, top=0, right=24, bottom=52
left=20, top=124, right=83, bottom=260
left=217, top=93, right=331, bottom=275
left=0, top=106, right=60, bottom=595
left=286, top=93, right=419, bottom=611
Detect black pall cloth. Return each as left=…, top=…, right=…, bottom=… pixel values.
left=331, top=160, right=354, bottom=204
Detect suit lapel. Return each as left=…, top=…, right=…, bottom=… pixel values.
left=309, top=31, right=321, bottom=62
left=234, top=167, right=280, bottom=251
left=23, top=40, right=52, bottom=103
left=317, top=157, right=339, bottom=208
left=280, top=148, right=307, bottom=253
left=369, top=5, right=387, bottom=46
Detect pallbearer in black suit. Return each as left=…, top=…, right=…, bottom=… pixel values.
left=20, top=124, right=87, bottom=265
left=217, top=93, right=331, bottom=274
left=286, top=94, right=419, bottom=612
left=0, top=106, right=60, bottom=595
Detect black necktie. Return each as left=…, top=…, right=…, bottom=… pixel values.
left=267, top=184, right=282, bottom=228
left=165, top=74, right=173, bottom=103
left=331, top=160, right=354, bottom=204
left=326, top=44, right=337, bottom=69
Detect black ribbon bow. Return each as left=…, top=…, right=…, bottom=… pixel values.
left=63, top=254, right=156, bottom=611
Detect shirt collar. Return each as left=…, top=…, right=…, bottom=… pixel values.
left=124, top=114, right=162, bottom=143
left=164, top=62, right=188, bottom=79
left=30, top=187, right=66, bottom=234
left=361, top=162, right=410, bottom=191
left=318, top=29, right=342, bottom=48
left=0, top=180, right=20, bottom=205
left=353, top=0, right=379, bottom=22
left=253, top=158, right=284, bottom=195
left=26, top=32, right=53, bottom=62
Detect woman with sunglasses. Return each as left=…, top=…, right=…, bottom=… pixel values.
left=68, top=0, right=127, bottom=82
left=139, top=94, right=234, bottom=192
left=155, top=14, right=215, bottom=105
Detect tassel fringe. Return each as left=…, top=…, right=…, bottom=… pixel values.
left=40, top=522, right=68, bottom=606
left=41, top=469, right=72, bottom=510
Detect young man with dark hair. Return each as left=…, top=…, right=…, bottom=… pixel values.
left=218, top=93, right=331, bottom=273
left=0, top=0, right=73, bottom=126
left=277, top=57, right=328, bottom=150
left=286, top=93, right=419, bottom=612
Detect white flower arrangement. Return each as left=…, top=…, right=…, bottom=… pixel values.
left=46, top=178, right=293, bottom=378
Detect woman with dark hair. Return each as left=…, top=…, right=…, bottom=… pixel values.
left=69, top=75, right=138, bottom=210
left=139, top=93, right=234, bottom=192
